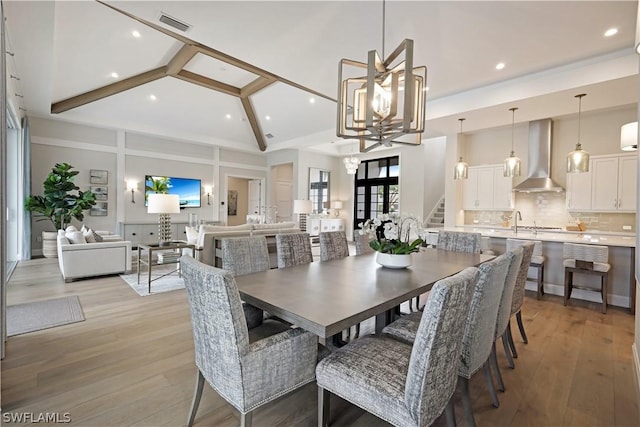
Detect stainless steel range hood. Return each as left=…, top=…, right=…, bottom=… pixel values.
left=512, top=118, right=564, bottom=192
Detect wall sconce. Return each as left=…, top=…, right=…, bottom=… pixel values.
left=126, top=180, right=137, bottom=203
left=330, top=200, right=343, bottom=217
left=204, top=185, right=213, bottom=205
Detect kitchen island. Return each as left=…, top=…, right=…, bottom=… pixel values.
left=421, top=226, right=636, bottom=313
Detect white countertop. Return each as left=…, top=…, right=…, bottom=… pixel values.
left=421, top=226, right=636, bottom=248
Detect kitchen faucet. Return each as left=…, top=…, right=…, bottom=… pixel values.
left=514, top=210, right=523, bottom=235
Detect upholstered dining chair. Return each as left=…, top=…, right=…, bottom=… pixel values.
left=507, top=238, right=545, bottom=299
left=319, top=231, right=350, bottom=261
left=382, top=254, right=511, bottom=424
left=504, top=240, right=535, bottom=358
left=490, top=247, right=522, bottom=393
left=220, top=236, right=291, bottom=334
left=180, top=255, right=319, bottom=427
left=276, top=232, right=313, bottom=268
left=316, top=266, right=478, bottom=427
left=563, top=243, right=610, bottom=314
left=437, top=230, right=482, bottom=254
left=354, top=232, right=375, bottom=256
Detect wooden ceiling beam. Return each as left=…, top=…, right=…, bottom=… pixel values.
left=174, top=70, right=241, bottom=97
left=241, top=76, right=277, bottom=97
left=51, top=66, right=167, bottom=114
left=240, top=96, right=267, bottom=152
left=166, top=45, right=198, bottom=75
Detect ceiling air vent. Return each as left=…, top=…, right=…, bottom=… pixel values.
left=159, top=13, right=191, bottom=32
left=265, top=133, right=274, bottom=139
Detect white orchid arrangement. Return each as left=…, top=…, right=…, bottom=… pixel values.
left=358, top=213, right=423, bottom=255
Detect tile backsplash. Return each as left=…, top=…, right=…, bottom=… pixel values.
left=464, top=192, right=636, bottom=232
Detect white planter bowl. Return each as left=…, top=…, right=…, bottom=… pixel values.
left=376, top=252, right=412, bottom=269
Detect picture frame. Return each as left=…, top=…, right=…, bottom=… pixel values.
left=90, top=169, right=108, bottom=185
left=90, top=186, right=108, bottom=201
left=228, top=190, right=238, bottom=216
left=90, top=202, right=108, bottom=216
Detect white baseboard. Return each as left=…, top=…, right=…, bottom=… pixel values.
left=524, top=281, right=630, bottom=309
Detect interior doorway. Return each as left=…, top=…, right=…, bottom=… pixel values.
left=224, top=175, right=266, bottom=226
left=270, top=163, right=293, bottom=223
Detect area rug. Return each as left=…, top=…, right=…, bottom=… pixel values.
left=7, top=295, right=85, bottom=337
left=119, top=265, right=185, bottom=296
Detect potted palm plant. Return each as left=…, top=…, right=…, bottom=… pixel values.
left=25, top=162, right=97, bottom=258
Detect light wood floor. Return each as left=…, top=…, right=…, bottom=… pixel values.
left=2, top=258, right=638, bottom=427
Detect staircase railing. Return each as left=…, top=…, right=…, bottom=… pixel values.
left=423, top=194, right=445, bottom=227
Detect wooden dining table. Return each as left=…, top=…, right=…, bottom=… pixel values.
left=235, top=247, right=494, bottom=339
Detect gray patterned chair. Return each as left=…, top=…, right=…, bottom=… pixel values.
left=437, top=230, right=482, bottom=254
left=490, top=247, right=522, bottom=393
left=221, top=236, right=291, bottom=335
left=180, top=256, right=319, bottom=427
left=382, top=254, right=511, bottom=424
left=354, top=232, right=375, bottom=256
left=316, top=266, right=478, bottom=427
left=319, top=231, right=350, bottom=261
left=504, top=241, right=535, bottom=357
left=276, top=232, right=313, bottom=268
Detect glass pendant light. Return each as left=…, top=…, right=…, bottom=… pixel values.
left=503, top=107, right=521, bottom=177
left=454, top=118, right=469, bottom=180
left=566, top=94, right=590, bottom=173
left=343, top=141, right=361, bottom=175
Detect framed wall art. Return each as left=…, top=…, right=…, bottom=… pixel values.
left=90, top=169, right=108, bottom=185
left=90, top=186, right=108, bottom=201
left=90, top=202, right=108, bottom=216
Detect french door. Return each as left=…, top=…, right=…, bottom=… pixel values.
left=353, top=156, right=399, bottom=229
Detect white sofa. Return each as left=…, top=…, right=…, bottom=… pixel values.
left=188, top=222, right=301, bottom=268
left=57, top=230, right=132, bottom=282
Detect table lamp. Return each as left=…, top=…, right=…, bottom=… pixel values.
left=330, top=200, right=343, bottom=217
left=147, top=193, right=180, bottom=245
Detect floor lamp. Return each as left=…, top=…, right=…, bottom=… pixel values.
left=293, top=200, right=312, bottom=232
left=147, top=194, right=180, bottom=245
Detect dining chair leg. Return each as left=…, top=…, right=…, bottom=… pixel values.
left=501, top=332, right=515, bottom=369
left=187, top=369, right=205, bottom=427
left=482, top=360, right=500, bottom=408
left=318, top=387, right=330, bottom=427
left=354, top=323, right=360, bottom=339
left=459, top=377, right=477, bottom=427
left=240, top=411, right=253, bottom=427
left=444, top=396, right=457, bottom=427
left=490, top=343, right=505, bottom=392
left=516, top=310, right=528, bottom=344
left=507, top=321, right=518, bottom=359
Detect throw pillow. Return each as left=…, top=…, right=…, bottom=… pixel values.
left=185, top=226, right=199, bottom=245
left=92, top=231, right=104, bottom=242
left=65, top=225, right=78, bottom=233
left=83, top=228, right=96, bottom=243
left=65, top=230, right=87, bottom=244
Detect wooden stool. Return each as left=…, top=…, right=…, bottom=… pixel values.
left=563, top=243, right=610, bottom=314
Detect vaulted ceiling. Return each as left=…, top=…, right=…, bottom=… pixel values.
left=4, top=1, right=639, bottom=155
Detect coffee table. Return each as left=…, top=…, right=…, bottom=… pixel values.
left=137, top=241, right=196, bottom=293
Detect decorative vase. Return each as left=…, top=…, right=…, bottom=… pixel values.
left=376, top=252, right=412, bottom=269
left=42, top=231, right=59, bottom=258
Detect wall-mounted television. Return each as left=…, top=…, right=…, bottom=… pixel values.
left=144, top=175, right=201, bottom=208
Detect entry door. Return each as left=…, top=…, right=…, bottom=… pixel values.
left=248, top=180, right=262, bottom=216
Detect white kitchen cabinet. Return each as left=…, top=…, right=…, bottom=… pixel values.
left=462, top=166, right=495, bottom=210
left=492, top=167, right=514, bottom=210
left=463, top=165, right=512, bottom=211
left=566, top=162, right=592, bottom=211
left=591, top=155, right=636, bottom=212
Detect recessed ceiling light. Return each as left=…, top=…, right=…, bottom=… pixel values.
left=495, top=62, right=505, bottom=70
left=110, top=72, right=119, bottom=79
left=149, top=94, right=157, bottom=101
left=604, top=28, right=618, bottom=37
left=225, top=114, right=232, bottom=119
left=132, top=30, right=141, bottom=38
left=265, top=115, right=271, bottom=120
left=309, top=98, right=316, bottom=104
